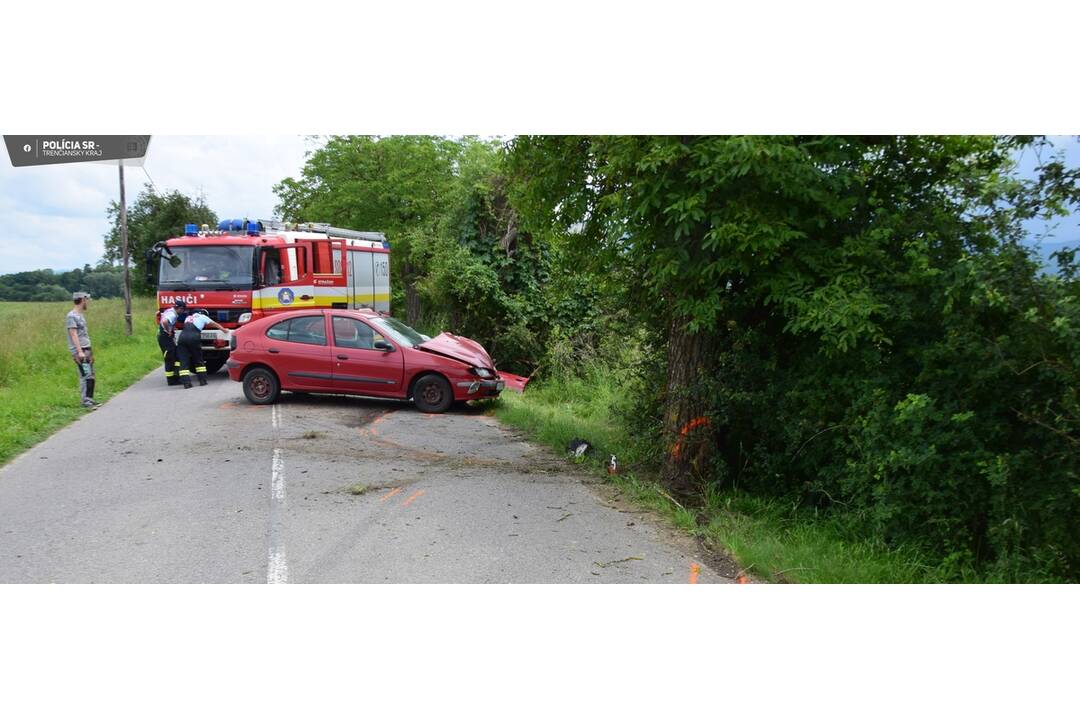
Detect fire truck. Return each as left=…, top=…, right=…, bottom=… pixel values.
left=148, top=219, right=391, bottom=374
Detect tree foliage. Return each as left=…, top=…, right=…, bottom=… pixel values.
left=103, top=185, right=217, bottom=295
left=0, top=263, right=125, bottom=301
left=507, top=135, right=1079, bottom=580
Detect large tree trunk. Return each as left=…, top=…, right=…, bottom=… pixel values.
left=659, top=316, right=720, bottom=497
left=405, top=282, right=421, bottom=326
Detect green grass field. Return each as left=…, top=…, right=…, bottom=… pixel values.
left=0, top=298, right=160, bottom=466
left=491, top=365, right=947, bottom=583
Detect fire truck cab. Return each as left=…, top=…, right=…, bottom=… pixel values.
left=150, top=219, right=390, bottom=375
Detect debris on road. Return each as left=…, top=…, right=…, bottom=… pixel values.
left=594, top=556, right=643, bottom=569
left=567, top=438, right=591, bottom=457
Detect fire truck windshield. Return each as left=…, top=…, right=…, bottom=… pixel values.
left=159, top=245, right=256, bottom=289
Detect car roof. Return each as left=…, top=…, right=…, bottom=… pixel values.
left=256, top=307, right=383, bottom=321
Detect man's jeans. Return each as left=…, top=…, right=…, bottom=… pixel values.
left=72, top=347, right=95, bottom=404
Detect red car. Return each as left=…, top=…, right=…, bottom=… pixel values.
left=226, top=308, right=506, bottom=412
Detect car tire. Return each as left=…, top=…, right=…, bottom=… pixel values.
left=413, top=373, right=453, bottom=414
left=243, top=367, right=280, bottom=405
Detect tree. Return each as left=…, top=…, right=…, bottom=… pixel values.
left=509, top=135, right=1080, bottom=578
left=103, top=185, right=217, bottom=295
left=275, top=136, right=472, bottom=324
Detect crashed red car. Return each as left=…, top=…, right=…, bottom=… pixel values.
left=226, top=308, right=520, bottom=413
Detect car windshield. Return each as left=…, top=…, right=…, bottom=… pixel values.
left=369, top=316, right=427, bottom=348
left=159, top=245, right=255, bottom=289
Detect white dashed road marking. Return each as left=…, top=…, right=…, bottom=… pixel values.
left=267, top=409, right=287, bottom=584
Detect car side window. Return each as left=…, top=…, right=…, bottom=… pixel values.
left=266, top=319, right=290, bottom=341
left=265, top=316, right=327, bottom=346
left=289, top=316, right=327, bottom=346
left=333, top=317, right=375, bottom=350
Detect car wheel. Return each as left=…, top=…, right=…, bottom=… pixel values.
left=413, top=374, right=453, bottom=414
left=243, top=367, right=280, bottom=405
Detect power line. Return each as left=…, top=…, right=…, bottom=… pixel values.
left=142, top=165, right=160, bottom=195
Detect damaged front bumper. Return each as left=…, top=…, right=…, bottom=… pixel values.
left=456, top=379, right=505, bottom=396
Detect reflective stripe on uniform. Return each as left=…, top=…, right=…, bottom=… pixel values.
left=164, top=371, right=175, bottom=377
left=195, top=366, right=207, bottom=373
left=179, top=370, right=191, bottom=376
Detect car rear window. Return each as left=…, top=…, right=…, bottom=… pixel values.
left=265, top=316, right=327, bottom=346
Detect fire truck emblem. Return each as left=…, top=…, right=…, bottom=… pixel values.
left=277, top=288, right=295, bottom=305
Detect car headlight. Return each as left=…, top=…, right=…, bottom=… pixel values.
left=472, top=367, right=493, bottom=378
left=237, top=312, right=252, bottom=324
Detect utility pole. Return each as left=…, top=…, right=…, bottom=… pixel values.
left=119, top=160, right=132, bottom=336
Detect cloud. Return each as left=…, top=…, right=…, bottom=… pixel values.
left=0, top=135, right=315, bottom=273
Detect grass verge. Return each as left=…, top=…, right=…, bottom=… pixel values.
left=490, top=366, right=944, bottom=583
left=0, top=298, right=160, bottom=467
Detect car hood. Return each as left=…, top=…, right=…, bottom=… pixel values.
left=417, top=333, right=495, bottom=369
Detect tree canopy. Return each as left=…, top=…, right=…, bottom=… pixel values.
left=103, top=185, right=217, bottom=295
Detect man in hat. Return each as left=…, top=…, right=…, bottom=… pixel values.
left=66, top=291, right=100, bottom=409
left=158, top=299, right=187, bottom=386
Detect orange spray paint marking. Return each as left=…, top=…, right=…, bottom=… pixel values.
left=736, top=574, right=749, bottom=584
left=379, top=487, right=404, bottom=502
left=402, top=490, right=425, bottom=507
left=671, top=416, right=711, bottom=460
left=689, top=563, right=700, bottom=584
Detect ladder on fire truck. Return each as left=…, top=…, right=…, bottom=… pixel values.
left=257, top=219, right=387, bottom=245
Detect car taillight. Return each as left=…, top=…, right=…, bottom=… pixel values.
left=214, top=338, right=228, bottom=349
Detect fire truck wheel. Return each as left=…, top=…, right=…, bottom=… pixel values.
left=412, top=374, right=453, bottom=414
left=204, top=357, right=227, bottom=375
left=243, top=367, right=280, bottom=405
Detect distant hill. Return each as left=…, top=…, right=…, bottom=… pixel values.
left=0, top=266, right=126, bottom=302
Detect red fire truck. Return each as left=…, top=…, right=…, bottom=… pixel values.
left=149, top=219, right=390, bottom=374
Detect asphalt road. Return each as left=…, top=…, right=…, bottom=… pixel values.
left=0, top=369, right=730, bottom=583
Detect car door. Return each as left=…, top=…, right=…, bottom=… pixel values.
left=330, top=315, right=404, bottom=396
left=264, top=314, right=334, bottom=391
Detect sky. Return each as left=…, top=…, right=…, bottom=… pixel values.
left=0, top=135, right=1077, bottom=274
left=0, top=136, right=318, bottom=273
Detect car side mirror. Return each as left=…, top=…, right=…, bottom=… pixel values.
left=374, top=340, right=394, bottom=352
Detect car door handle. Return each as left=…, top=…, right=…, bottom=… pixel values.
left=337, top=354, right=349, bottom=360
left=268, top=348, right=279, bottom=354
left=300, top=294, right=313, bottom=301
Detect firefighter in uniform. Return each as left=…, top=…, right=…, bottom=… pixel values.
left=176, top=310, right=228, bottom=388
left=158, top=300, right=187, bottom=386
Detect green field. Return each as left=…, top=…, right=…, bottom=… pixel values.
left=0, top=298, right=160, bottom=466
left=491, top=366, right=946, bottom=584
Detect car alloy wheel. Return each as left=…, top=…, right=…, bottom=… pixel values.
left=413, top=374, right=452, bottom=414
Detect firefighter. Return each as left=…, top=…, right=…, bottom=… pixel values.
left=157, top=300, right=187, bottom=386
left=176, top=310, right=228, bottom=388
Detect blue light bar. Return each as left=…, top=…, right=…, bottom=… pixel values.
left=217, top=219, right=246, bottom=232
left=246, top=221, right=260, bottom=236
left=185, top=223, right=199, bottom=236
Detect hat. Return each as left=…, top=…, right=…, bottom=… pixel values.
left=73, top=291, right=92, bottom=301
left=173, top=299, right=188, bottom=309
